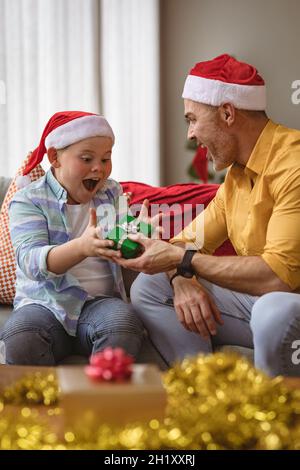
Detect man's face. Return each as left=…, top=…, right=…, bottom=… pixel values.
left=50, top=136, right=113, bottom=204
left=184, top=99, right=238, bottom=171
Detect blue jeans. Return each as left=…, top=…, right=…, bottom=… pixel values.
left=0, top=297, right=148, bottom=365
left=131, top=273, right=300, bottom=377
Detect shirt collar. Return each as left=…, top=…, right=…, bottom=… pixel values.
left=46, top=168, right=68, bottom=202
left=244, top=119, right=278, bottom=177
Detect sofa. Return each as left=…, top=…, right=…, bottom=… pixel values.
left=0, top=176, right=253, bottom=365
left=0, top=176, right=13, bottom=327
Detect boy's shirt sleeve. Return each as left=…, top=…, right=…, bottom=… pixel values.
left=9, top=192, right=61, bottom=281
left=108, top=179, right=123, bottom=200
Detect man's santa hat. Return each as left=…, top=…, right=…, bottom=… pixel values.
left=182, top=53, right=266, bottom=110
left=18, top=111, right=115, bottom=187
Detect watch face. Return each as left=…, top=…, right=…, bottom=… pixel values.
left=177, top=266, right=194, bottom=278
left=177, top=249, right=196, bottom=278
left=183, top=271, right=194, bottom=278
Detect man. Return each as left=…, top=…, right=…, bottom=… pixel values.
left=115, top=54, right=300, bottom=377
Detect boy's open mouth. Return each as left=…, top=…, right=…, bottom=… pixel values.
left=83, top=178, right=100, bottom=191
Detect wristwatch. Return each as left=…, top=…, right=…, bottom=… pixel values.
left=169, top=249, right=197, bottom=286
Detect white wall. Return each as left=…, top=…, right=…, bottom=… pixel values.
left=161, top=0, right=300, bottom=185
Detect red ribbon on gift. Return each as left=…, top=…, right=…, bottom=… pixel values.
left=85, top=347, right=133, bottom=382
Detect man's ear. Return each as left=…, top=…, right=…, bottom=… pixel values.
left=219, top=103, right=235, bottom=126
left=47, top=147, right=60, bottom=167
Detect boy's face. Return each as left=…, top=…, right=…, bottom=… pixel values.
left=48, top=136, right=113, bottom=204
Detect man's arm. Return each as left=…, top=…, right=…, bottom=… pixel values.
left=165, top=242, right=184, bottom=282
left=115, top=173, right=299, bottom=295
left=116, top=236, right=290, bottom=295
left=191, top=253, right=292, bottom=296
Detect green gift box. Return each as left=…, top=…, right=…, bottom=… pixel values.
left=106, top=215, right=153, bottom=259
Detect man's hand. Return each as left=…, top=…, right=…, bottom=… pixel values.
left=79, top=208, right=122, bottom=259
left=113, top=233, right=184, bottom=273
left=172, top=276, right=223, bottom=339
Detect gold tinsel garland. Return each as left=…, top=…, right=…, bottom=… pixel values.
left=2, top=371, right=58, bottom=406
left=0, top=352, right=300, bottom=450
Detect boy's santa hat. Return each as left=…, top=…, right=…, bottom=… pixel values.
left=20, top=111, right=115, bottom=183
left=182, top=54, right=266, bottom=110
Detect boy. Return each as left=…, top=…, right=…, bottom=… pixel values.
left=0, top=111, right=145, bottom=365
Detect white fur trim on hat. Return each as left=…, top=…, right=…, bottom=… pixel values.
left=182, top=75, right=266, bottom=110
left=45, top=115, right=115, bottom=149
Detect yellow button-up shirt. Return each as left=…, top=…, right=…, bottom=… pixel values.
left=171, top=120, right=300, bottom=291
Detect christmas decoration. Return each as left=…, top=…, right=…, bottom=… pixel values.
left=0, top=352, right=300, bottom=450
left=187, top=145, right=208, bottom=183
left=106, top=214, right=153, bottom=258
left=1, top=371, right=58, bottom=406
left=23, top=111, right=114, bottom=176
left=187, top=141, right=226, bottom=184
left=182, top=53, right=266, bottom=110
left=85, top=347, right=133, bottom=382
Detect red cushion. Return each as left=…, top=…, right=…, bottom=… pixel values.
left=120, top=181, right=236, bottom=256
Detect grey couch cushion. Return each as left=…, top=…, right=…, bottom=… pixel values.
left=0, top=304, right=13, bottom=327
left=0, top=177, right=13, bottom=327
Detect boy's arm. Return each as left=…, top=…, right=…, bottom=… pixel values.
left=9, top=196, right=118, bottom=279
left=47, top=180, right=125, bottom=274
left=46, top=238, right=86, bottom=274
left=46, top=209, right=117, bottom=274
left=9, top=195, right=61, bottom=281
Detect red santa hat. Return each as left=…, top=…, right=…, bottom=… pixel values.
left=182, top=54, right=266, bottom=110
left=22, top=111, right=115, bottom=177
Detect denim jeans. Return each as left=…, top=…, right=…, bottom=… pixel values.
left=0, top=297, right=148, bottom=366
left=131, top=272, right=300, bottom=377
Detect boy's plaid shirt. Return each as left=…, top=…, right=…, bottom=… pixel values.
left=9, top=169, right=128, bottom=336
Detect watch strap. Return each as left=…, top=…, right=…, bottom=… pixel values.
left=169, top=271, right=181, bottom=287
left=169, top=249, right=197, bottom=286
left=177, top=249, right=197, bottom=277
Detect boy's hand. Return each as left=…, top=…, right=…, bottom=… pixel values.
left=136, top=199, right=163, bottom=239
left=79, top=208, right=122, bottom=259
